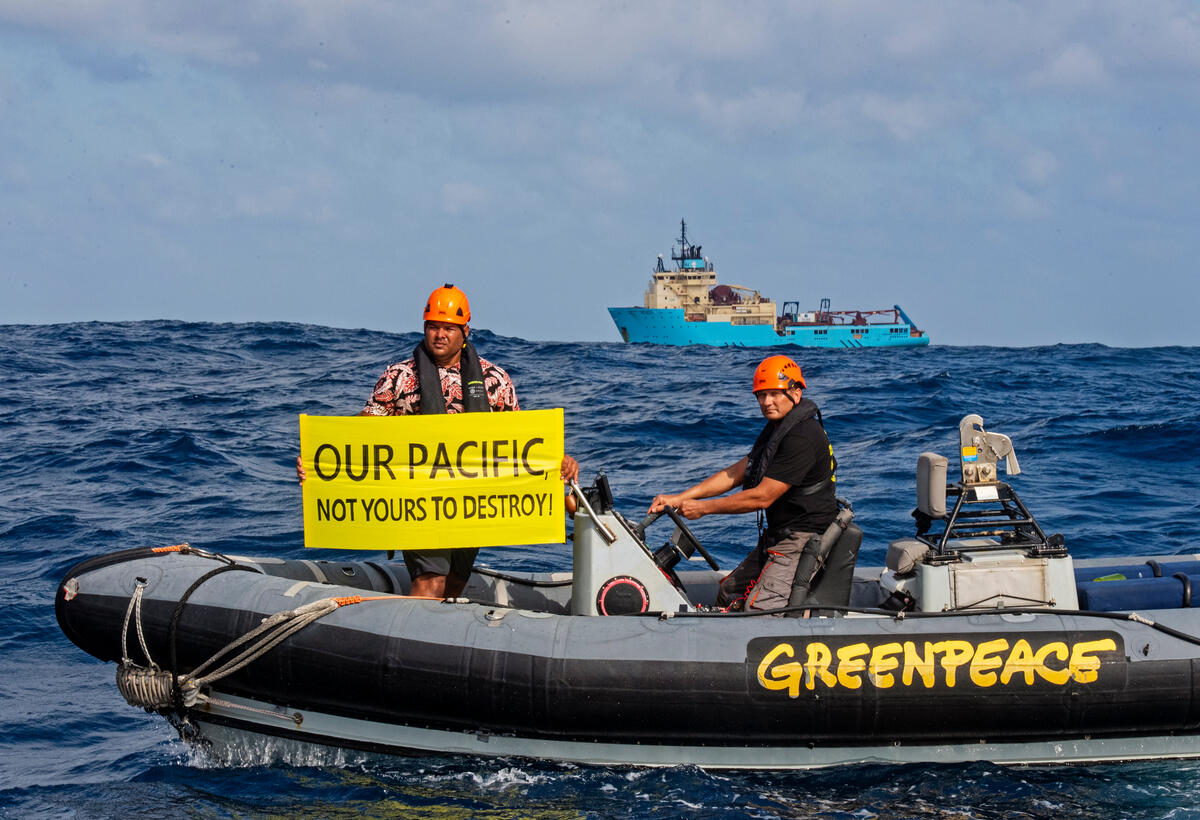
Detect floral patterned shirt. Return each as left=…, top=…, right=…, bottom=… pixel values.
left=361, top=356, right=520, bottom=416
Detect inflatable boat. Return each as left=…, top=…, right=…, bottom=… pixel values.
left=56, top=415, right=1200, bottom=768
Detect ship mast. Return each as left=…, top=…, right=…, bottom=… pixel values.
left=671, top=218, right=703, bottom=268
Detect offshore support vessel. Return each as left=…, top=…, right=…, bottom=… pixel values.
left=608, top=220, right=930, bottom=348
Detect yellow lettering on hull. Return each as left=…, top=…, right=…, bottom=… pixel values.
left=755, top=634, right=1120, bottom=696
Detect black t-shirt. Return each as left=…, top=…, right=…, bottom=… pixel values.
left=759, top=416, right=838, bottom=534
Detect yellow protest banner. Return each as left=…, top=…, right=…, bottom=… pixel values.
left=299, top=409, right=565, bottom=550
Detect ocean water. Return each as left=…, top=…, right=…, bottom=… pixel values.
left=3, top=321, right=1199, bottom=818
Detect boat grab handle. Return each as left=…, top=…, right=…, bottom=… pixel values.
left=570, top=481, right=618, bottom=545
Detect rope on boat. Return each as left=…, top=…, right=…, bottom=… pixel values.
left=178, top=595, right=351, bottom=704
left=201, top=694, right=304, bottom=726
left=181, top=593, right=415, bottom=705
left=168, top=563, right=262, bottom=686
left=117, top=579, right=176, bottom=709
left=472, top=566, right=573, bottom=588
left=116, top=547, right=260, bottom=711
left=115, top=560, right=405, bottom=712
left=153, top=542, right=243, bottom=565
left=117, top=663, right=176, bottom=710
left=120, top=579, right=155, bottom=668
left=111, top=546, right=413, bottom=714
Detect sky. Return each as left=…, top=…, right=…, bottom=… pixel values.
left=1, top=2, right=1198, bottom=347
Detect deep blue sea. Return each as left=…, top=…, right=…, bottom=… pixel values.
left=3, top=321, right=1200, bottom=818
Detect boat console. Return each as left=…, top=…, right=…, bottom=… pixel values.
left=568, top=473, right=712, bottom=616
left=568, top=470, right=859, bottom=616
left=881, top=414, right=1079, bottom=612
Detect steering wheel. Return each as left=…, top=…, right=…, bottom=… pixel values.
left=634, top=506, right=720, bottom=571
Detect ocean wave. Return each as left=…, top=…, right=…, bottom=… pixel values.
left=5, top=322, right=1200, bottom=816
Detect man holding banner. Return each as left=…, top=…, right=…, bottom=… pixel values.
left=298, top=283, right=578, bottom=599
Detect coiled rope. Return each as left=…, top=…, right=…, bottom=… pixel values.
left=116, top=564, right=401, bottom=712
left=117, top=579, right=174, bottom=708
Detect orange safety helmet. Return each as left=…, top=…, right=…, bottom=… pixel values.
left=423, top=283, right=470, bottom=326
left=752, top=355, right=806, bottom=392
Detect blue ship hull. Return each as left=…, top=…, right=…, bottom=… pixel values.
left=609, top=306, right=931, bottom=348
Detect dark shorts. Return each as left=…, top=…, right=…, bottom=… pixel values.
left=402, top=548, right=479, bottom=581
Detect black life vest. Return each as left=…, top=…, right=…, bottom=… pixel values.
left=743, top=398, right=834, bottom=494
left=412, top=340, right=491, bottom=414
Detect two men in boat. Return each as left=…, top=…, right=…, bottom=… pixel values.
left=649, top=355, right=840, bottom=611
left=298, top=283, right=578, bottom=598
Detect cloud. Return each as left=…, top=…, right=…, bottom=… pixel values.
left=228, top=168, right=340, bottom=225
left=440, top=180, right=487, bottom=214
left=1099, top=172, right=1126, bottom=199
left=857, top=92, right=950, bottom=141
left=1031, top=43, right=1106, bottom=87
left=61, top=47, right=150, bottom=82
left=685, top=87, right=807, bottom=141
left=1, top=160, right=32, bottom=186
left=3, top=3, right=1189, bottom=145
left=1004, top=185, right=1051, bottom=220
left=3, top=2, right=1200, bottom=343
left=561, top=154, right=632, bottom=196
left=1021, top=149, right=1059, bottom=184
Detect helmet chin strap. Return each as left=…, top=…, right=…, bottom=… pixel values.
left=781, top=386, right=803, bottom=412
